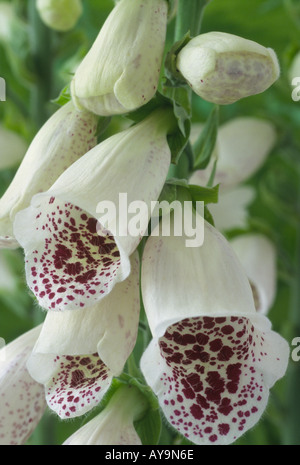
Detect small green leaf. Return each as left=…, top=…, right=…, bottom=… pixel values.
left=51, top=84, right=71, bottom=107
left=193, top=105, right=219, bottom=170
left=162, top=178, right=219, bottom=205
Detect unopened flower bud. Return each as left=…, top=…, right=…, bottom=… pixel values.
left=36, top=0, right=83, bottom=32
left=71, top=0, right=168, bottom=116
left=176, top=31, right=280, bottom=105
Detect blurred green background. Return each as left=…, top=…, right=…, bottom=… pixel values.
left=0, top=0, right=299, bottom=445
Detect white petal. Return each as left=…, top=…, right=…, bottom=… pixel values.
left=71, top=0, right=168, bottom=115
left=142, top=216, right=256, bottom=338
left=230, top=234, right=277, bottom=314
left=26, top=253, right=140, bottom=418
left=141, top=314, right=289, bottom=445
left=0, top=326, right=46, bottom=445
left=177, top=32, right=280, bottom=105
left=0, top=102, right=98, bottom=247
left=14, top=110, right=171, bottom=311
left=208, top=185, right=256, bottom=232
left=190, top=117, right=276, bottom=189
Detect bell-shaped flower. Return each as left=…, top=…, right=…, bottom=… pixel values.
left=71, top=0, right=168, bottom=116
left=0, top=125, right=27, bottom=170
left=0, top=101, right=98, bottom=250
left=13, top=108, right=173, bottom=311
left=176, top=31, right=280, bottom=105
left=140, top=212, right=289, bottom=445
left=190, top=117, right=277, bottom=189
left=26, top=253, right=140, bottom=419
left=204, top=185, right=256, bottom=232
left=36, top=0, right=83, bottom=32
left=190, top=117, right=276, bottom=232
left=63, top=384, right=147, bottom=445
left=0, top=325, right=47, bottom=445
left=230, top=234, right=277, bottom=315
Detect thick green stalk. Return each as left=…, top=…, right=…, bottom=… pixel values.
left=170, top=0, right=209, bottom=180
left=174, top=0, right=208, bottom=41
left=28, top=0, right=52, bottom=127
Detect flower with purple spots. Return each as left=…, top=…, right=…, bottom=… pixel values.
left=0, top=101, right=98, bottom=249
left=0, top=325, right=47, bottom=445
left=26, top=253, right=140, bottom=419
left=140, top=215, right=289, bottom=445
left=13, top=108, right=174, bottom=312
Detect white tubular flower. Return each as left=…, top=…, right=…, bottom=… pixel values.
left=0, top=126, right=27, bottom=170
left=140, top=216, right=289, bottom=445
left=63, top=384, right=147, bottom=445
left=176, top=32, right=280, bottom=105
left=26, top=253, right=140, bottom=419
left=13, top=108, right=173, bottom=312
left=205, top=185, right=256, bottom=232
left=36, top=0, right=83, bottom=32
left=0, top=325, right=46, bottom=445
left=71, top=0, right=168, bottom=116
left=190, top=117, right=277, bottom=189
left=230, top=234, right=277, bottom=314
left=0, top=101, right=98, bottom=250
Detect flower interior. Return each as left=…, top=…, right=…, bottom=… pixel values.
left=28, top=196, right=121, bottom=310
left=46, top=353, right=111, bottom=418
left=158, top=315, right=282, bottom=445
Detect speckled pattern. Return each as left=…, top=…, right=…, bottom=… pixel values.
left=27, top=196, right=121, bottom=311
left=0, top=347, right=46, bottom=445
left=45, top=353, right=111, bottom=419
left=142, top=315, right=285, bottom=445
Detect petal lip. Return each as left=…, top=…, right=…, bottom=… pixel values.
left=141, top=314, right=289, bottom=445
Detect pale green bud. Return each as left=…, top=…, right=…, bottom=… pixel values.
left=36, top=0, right=83, bottom=32
left=71, top=0, right=168, bottom=116
left=177, top=31, right=280, bottom=105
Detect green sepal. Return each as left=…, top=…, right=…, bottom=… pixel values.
left=160, top=177, right=219, bottom=205
left=51, top=84, right=71, bottom=107
left=164, top=32, right=192, bottom=88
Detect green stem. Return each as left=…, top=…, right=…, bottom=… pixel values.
left=174, top=0, right=208, bottom=41
left=28, top=0, right=52, bottom=127
left=170, top=0, right=209, bottom=180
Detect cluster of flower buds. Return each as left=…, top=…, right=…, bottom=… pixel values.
left=0, top=0, right=289, bottom=446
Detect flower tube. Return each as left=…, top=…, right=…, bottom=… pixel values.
left=63, top=384, right=147, bottom=445
left=71, top=0, right=168, bottom=116
left=0, top=101, right=98, bottom=249
left=140, top=214, right=289, bottom=445
left=36, top=0, right=83, bottom=32
left=0, top=325, right=46, bottom=445
left=190, top=117, right=277, bottom=189
left=13, top=108, right=174, bottom=311
left=26, top=253, right=140, bottom=419
left=176, top=32, right=280, bottom=105
left=230, top=234, right=277, bottom=315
